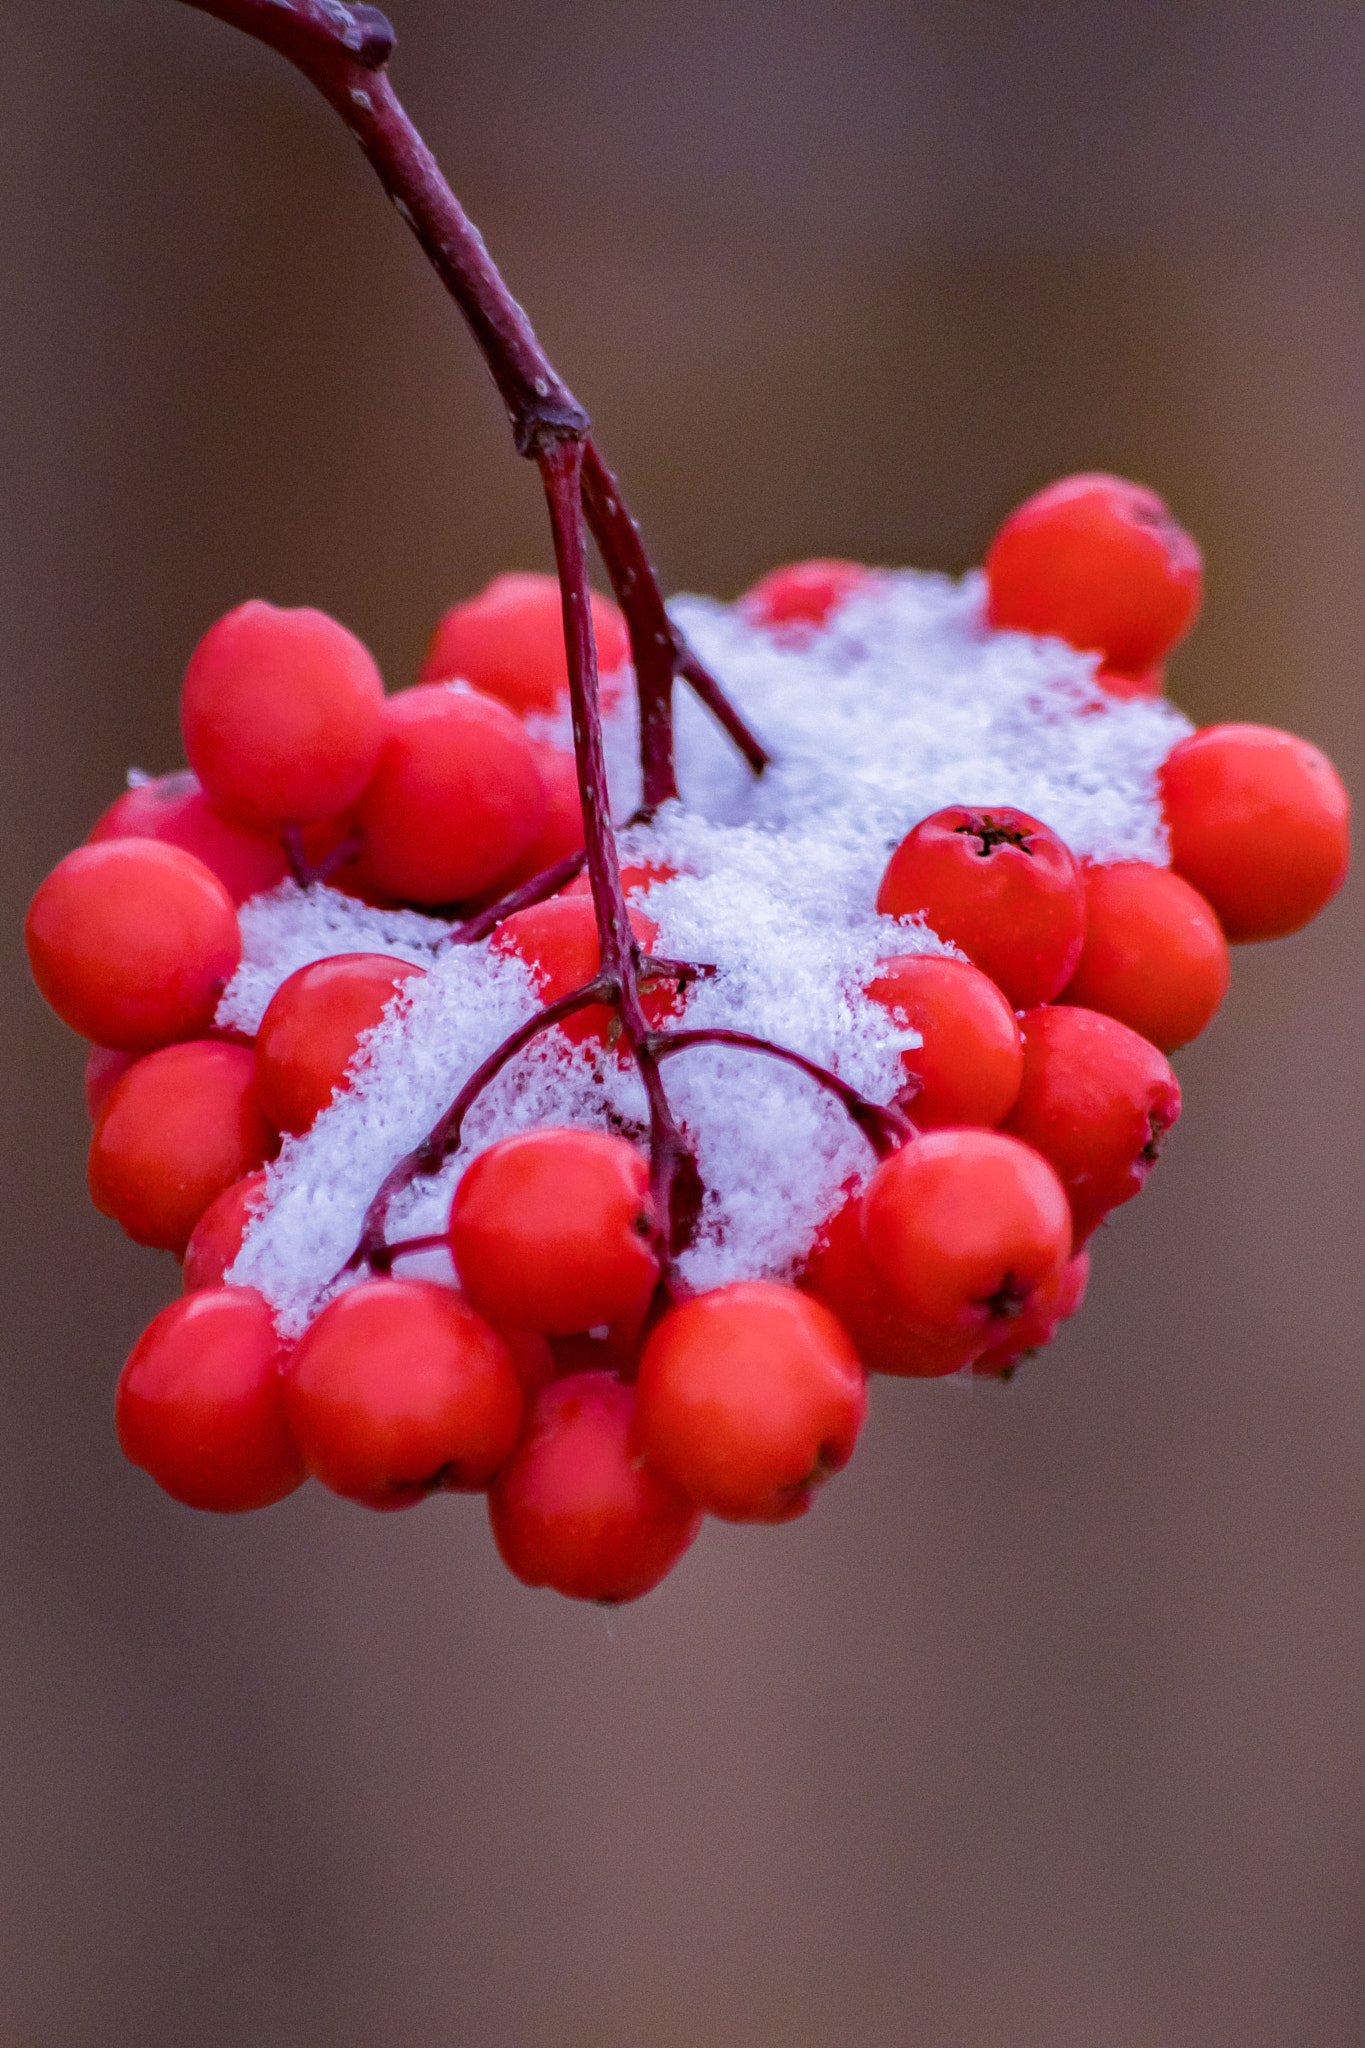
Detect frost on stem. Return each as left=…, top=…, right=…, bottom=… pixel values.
left=177, top=0, right=900, bottom=1302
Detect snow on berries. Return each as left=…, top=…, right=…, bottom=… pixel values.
left=26, top=476, right=1352, bottom=1606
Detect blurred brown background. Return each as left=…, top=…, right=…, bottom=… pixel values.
left=2, top=3, right=1363, bottom=2043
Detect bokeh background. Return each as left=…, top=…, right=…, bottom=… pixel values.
left=2, top=4, right=1363, bottom=2042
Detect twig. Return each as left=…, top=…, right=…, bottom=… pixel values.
left=176, top=0, right=771, bottom=812
left=649, top=1030, right=916, bottom=1161
left=174, top=0, right=905, bottom=1305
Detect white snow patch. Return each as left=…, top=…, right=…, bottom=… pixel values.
left=221, top=569, right=1193, bottom=1335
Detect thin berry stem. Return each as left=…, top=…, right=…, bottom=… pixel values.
left=175, top=0, right=770, bottom=809
left=649, top=1029, right=916, bottom=1162
left=538, top=437, right=705, bottom=1274
left=352, top=976, right=616, bottom=1271
left=178, top=0, right=905, bottom=1295
left=280, top=822, right=363, bottom=888
left=383, top=1231, right=448, bottom=1260
left=444, top=852, right=587, bottom=942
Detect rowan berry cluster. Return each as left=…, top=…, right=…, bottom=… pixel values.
left=25, top=472, right=1350, bottom=1602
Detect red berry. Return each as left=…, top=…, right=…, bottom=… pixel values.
left=116, top=1288, right=304, bottom=1513
left=489, top=893, right=674, bottom=1047
left=254, top=952, right=427, bottom=1136
left=284, top=1278, right=523, bottom=1509
left=973, top=1250, right=1091, bottom=1378
left=1002, top=1005, right=1181, bottom=1243
left=484, top=742, right=586, bottom=894
left=498, top=1325, right=558, bottom=1398
left=181, top=601, right=386, bottom=827
left=449, top=1128, right=659, bottom=1337
left=564, top=859, right=678, bottom=902
left=986, top=473, right=1203, bottom=675
left=182, top=1170, right=270, bottom=1292
left=84, top=1045, right=137, bottom=1121
left=738, top=559, right=875, bottom=637
left=866, top=953, right=1023, bottom=1127
left=26, top=840, right=242, bottom=1053
left=800, top=1190, right=985, bottom=1377
left=1061, top=861, right=1229, bottom=1051
left=88, top=770, right=289, bottom=904
left=419, top=572, right=630, bottom=716
left=354, top=685, right=546, bottom=905
left=1095, top=664, right=1164, bottom=701
left=876, top=806, right=1086, bottom=1009
left=860, top=1129, right=1073, bottom=1351
left=489, top=1372, right=701, bottom=1603
left=634, top=1282, right=866, bottom=1524
left=1160, top=723, right=1350, bottom=942
left=89, top=1040, right=280, bottom=1255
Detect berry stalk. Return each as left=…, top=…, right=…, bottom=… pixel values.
left=174, top=0, right=770, bottom=811
left=173, top=0, right=905, bottom=1301
left=536, top=438, right=707, bottom=1269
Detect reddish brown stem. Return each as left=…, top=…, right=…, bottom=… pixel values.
left=175, top=0, right=770, bottom=810
left=650, top=1029, right=916, bottom=1162
left=537, top=438, right=706, bottom=1271
left=179, top=0, right=901, bottom=1297
left=280, top=822, right=363, bottom=888
left=384, top=1232, right=448, bottom=1260
left=353, top=976, right=617, bottom=1271
left=444, top=852, right=586, bottom=942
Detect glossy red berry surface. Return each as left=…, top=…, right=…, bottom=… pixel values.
left=866, top=953, right=1023, bottom=1127
left=738, top=559, right=875, bottom=637
left=800, top=1189, right=987, bottom=1377
left=87, top=769, right=290, bottom=905
left=876, top=805, right=1086, bottom=1009
left=1061, top=861, right=1229, bottom=1051
left=449, top=1128, right=659, bottom=1336
left=419, top=571, right=630, bottom=716
left=986, top=472, right=1203, bottom=675
left=972, top=1249, right=1090, bottom=1378
left=1160, top=722, right=1350, bottom=942
left=485, top=742, right=586, bottom=893
left=116, top=1287, right=304, bottom=1513
left=860, top=1129, right=1073, bottom=1351
left=489, top=893, right=673, bottom=1046
left=635, top=1282, right=866, bottom=1523
left=354, top=685, right=546, bottom=905
left=254, top=952, right=427, bottom=1136
left=89, top=1040, right=279, bottom=1255
left=564, top=859, right=678, bottom=903
left=26, top=840, right=242, bottom=1053
left=181, top=600, right=386, bottom=827
left=284, top=1278, right=523, bottom=1508
left=182, top=1170, right=270, bottom=1292
left=1002, top=1005, right=1181, bottom=1243
left=489, top=1372, right=702, bottom=1603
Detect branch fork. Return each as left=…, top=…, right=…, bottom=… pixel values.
left=177, top=0, right=912, bottom=1315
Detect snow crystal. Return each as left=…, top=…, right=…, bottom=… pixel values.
left=221, top=568, right=1193, bottom=1334
left=219, top=884, right=455, bottom=1038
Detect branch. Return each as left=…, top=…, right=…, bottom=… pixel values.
left=651, top=1029, right=915, bottom=1162
left=176, top=0, right=770, bottom=805
left=179, top=2, right=897, bottom=1322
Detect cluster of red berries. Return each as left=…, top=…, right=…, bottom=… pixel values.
left=25, top=475, right=1350, bottom=1604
